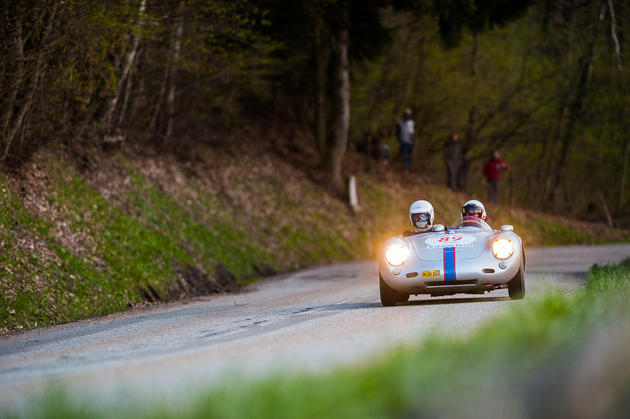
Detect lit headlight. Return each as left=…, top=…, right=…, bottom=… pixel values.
left=492, top=239, right=514, bottom=259
left=385, top=243, right=410, bottom=266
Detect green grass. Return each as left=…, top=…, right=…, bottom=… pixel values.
left=0, top=170, right=192, bottom=331
left=0, top=174, right=106, bottom=331
left=528, top=218, right=596, bottom=245
left=9, top=263, right=630, bottom=418
left=1, top=163, right=281, bottom=332
left=126, top=171, right=274, bottom=281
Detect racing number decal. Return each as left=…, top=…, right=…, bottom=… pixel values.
left=443, top=247, right=456, bottom=281
left=425, top=235, right=474, bottom=248
left=438, top=236, right=462, bottom=242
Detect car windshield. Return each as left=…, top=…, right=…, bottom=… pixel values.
left=449, top=216, right=492, bottom=231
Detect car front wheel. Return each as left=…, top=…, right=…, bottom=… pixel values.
left=379, top=272, right=407, bottom=306
left=508, top=262, right=525, bottom=300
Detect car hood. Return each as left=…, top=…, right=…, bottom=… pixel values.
left=408, top=230, right=492, bottom=261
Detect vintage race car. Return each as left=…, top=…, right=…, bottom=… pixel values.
left=379, top=217, right=525, bottom=306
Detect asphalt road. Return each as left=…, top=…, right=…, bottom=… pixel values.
left=1, top=244, right=629, bottom=409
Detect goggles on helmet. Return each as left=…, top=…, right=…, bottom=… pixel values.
left=463, top=207, right=483, bottom=218
left=411, top=212, right=430, bottom=224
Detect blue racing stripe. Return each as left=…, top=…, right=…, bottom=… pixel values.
left=443, top=247, right=456, bottom=281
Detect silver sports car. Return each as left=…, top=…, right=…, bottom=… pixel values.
left=378, top=216, right=525, bottom=306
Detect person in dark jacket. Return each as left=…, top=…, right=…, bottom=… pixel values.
left=482, top=150, right=509, bottom=203
left=443, top=133, right=461, bottom=191
left=396, top=109, right=415, bottom=171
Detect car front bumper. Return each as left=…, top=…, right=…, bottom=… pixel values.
left=379, top=251, right=522, bottom=296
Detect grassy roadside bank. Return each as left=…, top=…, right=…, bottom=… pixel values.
left=12, top=262, right=630, bottom=419
left=1, top=143, right=628, bottom=334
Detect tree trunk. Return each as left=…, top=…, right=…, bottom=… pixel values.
left=315, top=41, right=328, bottom=159
left=599, top=193, right=614, bottom=227
left=619, top=138, right=630, bottom=214
left=547, top=2, right=604, bottom=205
left=326, top=28, right=350, bottom=195
left=606, top=0, right=626, bottom=215
left=540, top=90, right=568, bottom=201
left=104, top=0, right=146, bottom=133
left=118, top=47, right=138, bottom=127
left=4, top=2, right=58, bottom=160
left=166, top=0, right=185, bottom=141
left=2, top=17, right=24, bottom=136
left=607, top=0, right=622, bottom=71
left=465, top=32, right=479, bottom=149
left=471, top=32, right=479, bottom=76
left=149, top=63, right=170, bottom=136
left=465, top=105, right=476, bottom=148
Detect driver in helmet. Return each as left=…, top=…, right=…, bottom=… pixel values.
left=460, top=199, right=487, bottom=226
left=403, top=200, right=435, bottom=236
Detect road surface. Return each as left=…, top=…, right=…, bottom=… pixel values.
left=1, top=244, right=629, bottom=409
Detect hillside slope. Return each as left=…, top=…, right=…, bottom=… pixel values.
left=1, top=134, right=627, bottom=334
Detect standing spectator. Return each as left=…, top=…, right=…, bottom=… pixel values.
left=396, top=108, right=415, bottom=171
left=483, top=150, right=509, bottom=203
left=443, top=133, right=462, bottom=191
left=457, top=147, right=472, bottom=193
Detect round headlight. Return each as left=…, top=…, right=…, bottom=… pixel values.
left=385, top=243, right=410, bottom=266
left=492, top=238, right=514, bottom=260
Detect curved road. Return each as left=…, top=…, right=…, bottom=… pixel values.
left=1, top=244, right=629, bottom=409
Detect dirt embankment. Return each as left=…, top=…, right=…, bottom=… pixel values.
left=1, top=131, right=627, bottom=334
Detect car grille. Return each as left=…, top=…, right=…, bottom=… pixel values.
left=426, top=279, right=477, bottom=287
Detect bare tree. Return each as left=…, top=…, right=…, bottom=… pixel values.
left=2, top=17, right=25, bottom=137
left=547, top=1, right=606, bottom=205
left=606, top=0, right=628, bottom=215
left=166, top=0, right=185, bottom=141
left=326, top=28, right=350, bottom=194
left=104, top=0, right=146, bottom=134
left=315, top=38, right=329, bottom=157
left=607, top=0, right=622, bottom=72
left=3, top=2, right=59, bottom=160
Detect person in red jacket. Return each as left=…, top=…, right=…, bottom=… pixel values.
left=482, top=150, right=509, bottom=204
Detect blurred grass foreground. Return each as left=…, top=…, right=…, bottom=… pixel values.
left=10, top=263, right=630, bottom=419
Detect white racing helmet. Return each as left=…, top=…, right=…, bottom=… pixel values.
left=409, top=200, right=434, bottom=232
left=461, top=199, right=487, bottom=221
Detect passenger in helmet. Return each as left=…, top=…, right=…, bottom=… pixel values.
left=403, top=200, right=435, bottom=236
left=460, top=199, right=487, bottom=227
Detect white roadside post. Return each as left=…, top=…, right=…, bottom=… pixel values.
left=349, top=175, right=360, bottom=213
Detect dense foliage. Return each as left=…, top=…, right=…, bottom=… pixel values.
left=0, top=0, right=628, bottom=221
left=352, top=1, right=630, bottom=221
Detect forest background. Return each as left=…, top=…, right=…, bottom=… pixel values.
left=1, top=0, right=628, bottom=222
left=4, top=2, right=630, bottom=413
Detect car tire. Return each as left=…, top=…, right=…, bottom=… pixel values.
left=508, top=260, right=525, bottom=300
left=379, top=272, right=403, bottom=306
